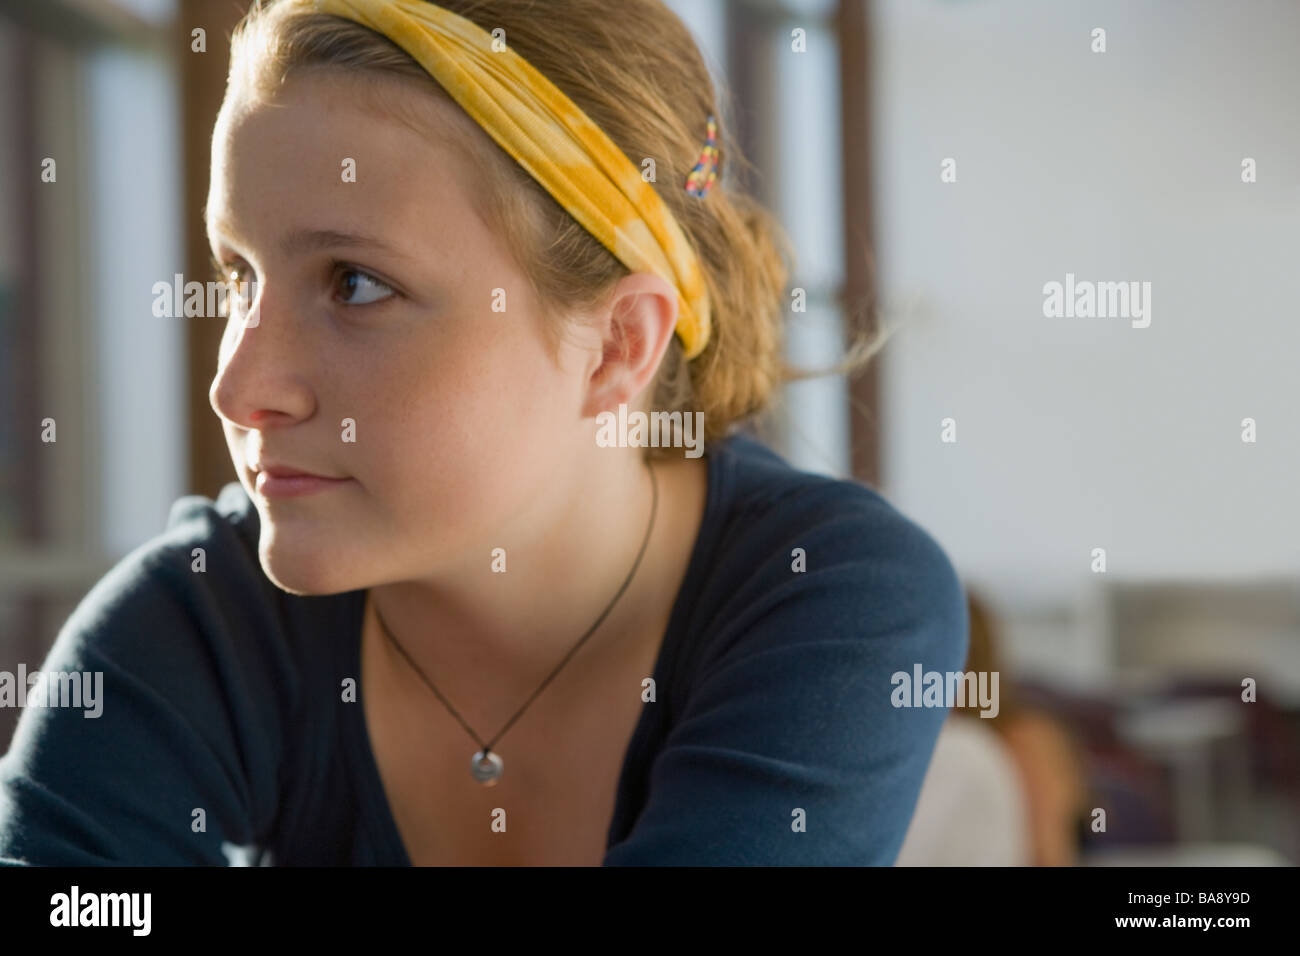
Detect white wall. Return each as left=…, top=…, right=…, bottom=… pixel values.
left=871, top=0, right=1299, bottom=681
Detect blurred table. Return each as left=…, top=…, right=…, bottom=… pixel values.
left=1115, top=698, right=1249, bottom=843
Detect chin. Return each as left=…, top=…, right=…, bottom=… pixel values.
left=257, top=536, right=358, bottom=597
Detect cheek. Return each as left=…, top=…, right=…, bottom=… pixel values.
left=358, top=336, right=569, bottom=540
left=401, top=348, right=561, bottom=478
left=394, top=311, right=567, bottom=446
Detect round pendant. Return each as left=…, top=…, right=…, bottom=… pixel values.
left=470, top=750, right=503, bottom=786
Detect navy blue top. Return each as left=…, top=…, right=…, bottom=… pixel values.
left=0, top=433, right=967, bottom=865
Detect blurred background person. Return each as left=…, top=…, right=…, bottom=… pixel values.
left=897, top=591, right=1090, bottom=866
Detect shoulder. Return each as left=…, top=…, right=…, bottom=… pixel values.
left=710, top=431, right=961, bottom=583
left=84, top=481, right=259, bottom=607
left=0, top=483, right=309, bottom=863
left=688, top=432, right=968, bottom=674
left=166, top=479, right=261, bottom=551
left=25, top=480, right=306, bottom=723
left=11, top=479, right=332, bottom=778
left=160, top=479, right=264, bottom=588
left=605, top=436, right=970, bottom=863
left=58, top=482, right=274, bottom=662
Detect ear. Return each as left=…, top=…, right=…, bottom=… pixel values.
left=580, top=273, right=680, bottom=418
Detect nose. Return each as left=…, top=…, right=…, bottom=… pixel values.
left=208, top=282, right=316, bottom=429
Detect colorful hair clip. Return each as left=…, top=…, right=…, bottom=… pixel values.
left=685, top=114, right=720, bottom=198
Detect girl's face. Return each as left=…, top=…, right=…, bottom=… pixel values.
left=207, top=73, right=599, bottom=595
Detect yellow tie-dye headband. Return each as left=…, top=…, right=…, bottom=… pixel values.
left=308, top=0, right=713, bottom=360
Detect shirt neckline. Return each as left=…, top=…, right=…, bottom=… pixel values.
left=344, top=438, right=734, bottom=865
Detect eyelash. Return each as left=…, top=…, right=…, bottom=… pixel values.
left=328, top=260, right=397, bottom=306
left=206, top=256, right=398, bottom=307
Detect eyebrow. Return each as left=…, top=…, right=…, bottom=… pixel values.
left=207, top=219, right=415, bottom=261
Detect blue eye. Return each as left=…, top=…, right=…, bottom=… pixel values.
left=334, top=266, right=394, bottom=305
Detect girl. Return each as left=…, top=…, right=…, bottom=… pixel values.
left=0, top=0, right=967, bottom=865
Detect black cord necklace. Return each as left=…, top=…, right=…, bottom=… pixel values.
left=371, top=459, right=659, bottom=786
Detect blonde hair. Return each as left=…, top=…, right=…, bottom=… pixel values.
left=225, top=0, right=882, bottom=456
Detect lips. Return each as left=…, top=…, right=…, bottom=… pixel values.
left=257, top=463, right=337, bottom=480
left=250, top=461, right=352, bottom=498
